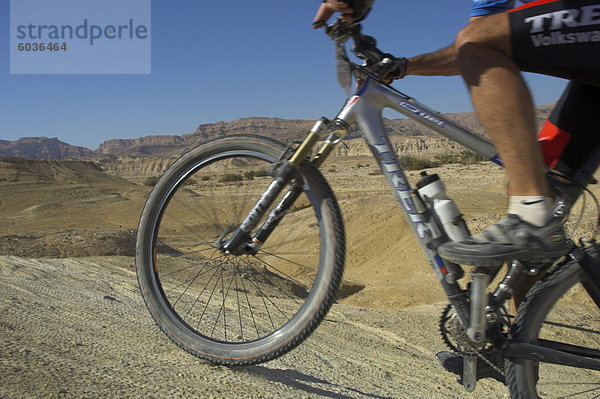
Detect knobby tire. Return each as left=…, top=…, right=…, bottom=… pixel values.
left=136, top=135, right=346, bottom=365
left=506, top=254, right=600, bottom=398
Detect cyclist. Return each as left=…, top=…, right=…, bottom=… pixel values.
left=314, top=0, right=600, bottom=384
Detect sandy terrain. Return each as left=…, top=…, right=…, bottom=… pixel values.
left=0, top=255, right=509, bottom=398
left=0, top=152, right=598, bottom=398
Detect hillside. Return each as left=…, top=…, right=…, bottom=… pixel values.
left=94, top=117, right=449, bottom=158
left=0, top=255, right=510, bottom=399
left=0, top=140, right=597, bottom=398
left=0, top=137, right=94, bottom=159
left=3, top=104, right=554, bottom=159
left=98, top=135, right=465, bottom=182
left=0, top=156, right=130, bottom=185
left=0, top=156, right=141, bottom=257
left=96, top=104, right=553, bottom=158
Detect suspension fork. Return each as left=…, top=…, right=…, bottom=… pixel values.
left=221, top=118, right=349, bottom=254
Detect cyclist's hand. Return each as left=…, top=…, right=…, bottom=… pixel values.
left=313, top=1, right=354, bottom=29
left=356, top=56, right=407, bottom=87
left=384, top=55, right=408, bottom=80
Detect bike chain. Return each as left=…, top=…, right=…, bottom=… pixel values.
left=438, top=304, right=505, bottom=377
left=439, top=304, right=464, bottom=354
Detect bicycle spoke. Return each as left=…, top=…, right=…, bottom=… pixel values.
left=252, top=250, right=312, bottom=288
left=234, top=272, right=244, bottom=340
left=209, top=268, right=234, bottom=340
left=196, top=266, right=225, bottom=332
left=159, top=251, right=225, bottom=280
left=239, top=256, right=296, bottom=318
left=542, top=321, right=600, bottom=337
left=140, top=141, right=342, bottom=359
left=239, top=272, right=260, bottom=339
left=521, top=269, right=600, bottom=398
left=162, top=240, right=216, bottom=248
left=177, top=259, right=223, bottom=313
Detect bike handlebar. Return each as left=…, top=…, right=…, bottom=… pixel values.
left=326, top=20, right=406, bottom=82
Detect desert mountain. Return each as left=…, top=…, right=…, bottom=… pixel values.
left=2, top=104, right=554, bottom=160
left=99, top=104, right=553, bottom=158
left=0, top=137, right=94, bottom=159
left=0, top=156, right=132, bottom=185
left=95, top=115, right=486, bottom=158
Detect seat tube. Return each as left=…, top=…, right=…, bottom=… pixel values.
left=467, top=270, right=491, bottom=342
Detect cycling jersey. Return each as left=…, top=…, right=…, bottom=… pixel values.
left=470, top=0, right=534, bottom=16
left=509, top=0, right=600, bottom=174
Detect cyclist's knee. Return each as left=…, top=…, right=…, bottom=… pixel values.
left=455, top=24, right=474, bottom=52
left=455, top=13, right=511, bottom=57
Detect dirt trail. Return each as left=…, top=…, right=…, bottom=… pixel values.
left=0, top=255, right=509, bottom=398
left=2, top=156, right=599, bottom=398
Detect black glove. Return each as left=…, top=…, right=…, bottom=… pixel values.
left=381, top=55, right=407, bottom=80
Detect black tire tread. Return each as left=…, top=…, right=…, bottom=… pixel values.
left=505, top=259, right=588, bottom=398
left=135, top=135, right=346, bottom=366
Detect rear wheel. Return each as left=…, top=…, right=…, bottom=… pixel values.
left=506, top=252, right=600, bottom=398
left=136, top=135, right=346, bottom=365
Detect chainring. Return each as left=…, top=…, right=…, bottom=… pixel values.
left=439, top=304, right=479, bottom=356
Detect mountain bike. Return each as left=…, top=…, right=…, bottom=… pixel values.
left=135, top=20, right=600, bottom=398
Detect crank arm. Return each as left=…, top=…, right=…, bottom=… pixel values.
left=463, top=355, right=477, bottom=392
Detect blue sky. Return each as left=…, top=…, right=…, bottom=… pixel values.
left=0, top=0, right=568, bottom=150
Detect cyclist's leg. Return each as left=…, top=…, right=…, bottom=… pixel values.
left=455, top=12, right=551, bottom=201
left=440, top=0, right=600, bottom=266
left=437, top=1, right=600, bottom=384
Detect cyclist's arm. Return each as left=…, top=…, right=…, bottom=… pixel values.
left=405, top=44, right=461, bottom=77
left=404, top=16, right=486, bottom=77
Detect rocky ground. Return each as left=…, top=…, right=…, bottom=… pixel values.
left=0, top=152, right=598, bottom=398
left=0, top=255, right=509, bottom=398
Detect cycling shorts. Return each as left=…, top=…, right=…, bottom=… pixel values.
left=539, top=81, right=600, bottom=174
left=509, top=0, right=600, bottom=87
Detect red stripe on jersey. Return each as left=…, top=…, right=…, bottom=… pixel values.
left=509, top=0, right=560, bottom=13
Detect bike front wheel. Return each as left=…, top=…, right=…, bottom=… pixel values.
left=136, top=135, right=345, bottom=365
left=506, top=250, right=600, bottom=398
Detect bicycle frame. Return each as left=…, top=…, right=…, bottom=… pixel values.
left=223, top=76, right=500, bottom=338
left=220, top=73, right=600, bottom=391
left=336, top=76, right=600, bottom=362
left=308, top=77, right=503, bottom=328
